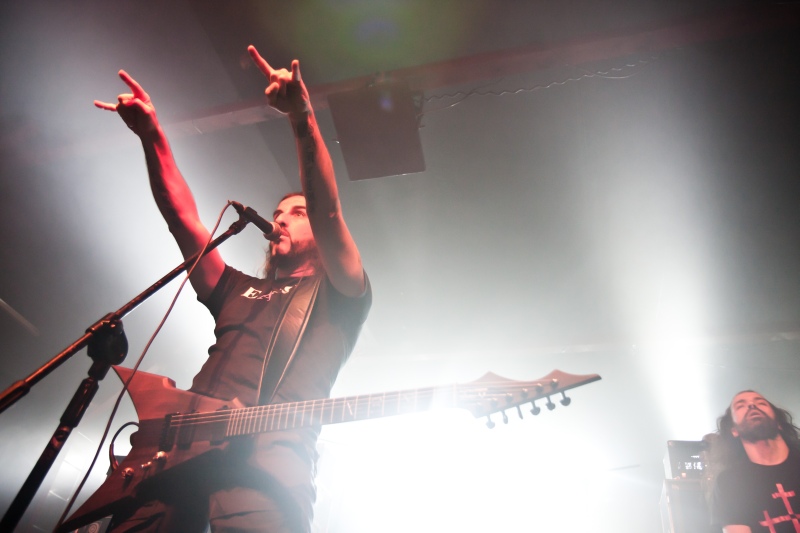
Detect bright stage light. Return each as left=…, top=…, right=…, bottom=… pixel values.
left=314, top=404, right=611, bottom=532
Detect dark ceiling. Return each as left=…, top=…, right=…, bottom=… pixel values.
left=2, top=1, right=800, bottom=531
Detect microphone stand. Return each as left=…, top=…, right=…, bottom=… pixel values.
left=0, top=216, right=248, bottom=531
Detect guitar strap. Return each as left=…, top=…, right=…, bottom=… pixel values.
left=256, top=273, right=322, bottom=406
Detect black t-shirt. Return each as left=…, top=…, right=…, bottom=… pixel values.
left=192, top=265, right=371, bottom=409
left=711, top=447, right=800, bottom=531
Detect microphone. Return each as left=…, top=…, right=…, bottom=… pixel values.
left=230, top=201, right=283, bottom=242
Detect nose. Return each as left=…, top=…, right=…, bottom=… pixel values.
left=274, top=213, right=289, bottom=227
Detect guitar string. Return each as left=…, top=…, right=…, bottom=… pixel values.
left=166, top=372, right=585, bottom=427
left=169, top=388, right=510, bottom=435
left=169, top=387, right=443, bottom=426
left=166, top=381, right=564, bottom=431
left=167, top=384, right=552, bottom=426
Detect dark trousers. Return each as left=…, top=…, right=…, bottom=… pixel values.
left=107, top=439, right=315, bottom=533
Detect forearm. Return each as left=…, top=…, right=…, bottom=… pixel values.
left=138, top=126, right=223, bottom=298
left=139, top=127, right=207, bottom=254
left=289, top=110, right=340, bottom=221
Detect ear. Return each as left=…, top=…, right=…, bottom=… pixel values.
left=731, top=427, right=739, bottom=438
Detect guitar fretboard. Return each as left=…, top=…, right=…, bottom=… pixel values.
left=168, top=385, right=456, bottom=437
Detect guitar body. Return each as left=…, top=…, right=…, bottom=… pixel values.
left=59, top=367, right=243, bottom=532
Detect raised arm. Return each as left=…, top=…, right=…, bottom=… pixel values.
left=248, top=46, right=366, bottom=297
left=95, top=70, right=224, bottom=300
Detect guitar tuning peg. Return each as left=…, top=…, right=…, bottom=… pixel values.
left=545, top=396, right=556, bottom=411
left=516, top=405, right=524, bottom=419
left=530, top=401, right=541, bottom=416
left=501, top=410, right=509, bottom=424
left=559, top=392, right=571, bottom=406
left=485, top=415, right=496, bottom=429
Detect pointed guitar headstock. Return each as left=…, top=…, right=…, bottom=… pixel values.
left=456, top=369, right=601, bottom=428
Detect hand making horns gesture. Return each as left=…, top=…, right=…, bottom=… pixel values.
left=248, top=45, right=310, bottom=117
left=93, top=70, right=158, bottom=136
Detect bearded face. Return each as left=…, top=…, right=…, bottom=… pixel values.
left=266, top=194, right=320, bottom=277
left=734, top=410, right=780, bottom=442
left=269, top=235, right=318, bottom=273
left=730, top=391, right=781, bottom=443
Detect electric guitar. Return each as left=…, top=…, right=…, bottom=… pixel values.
left=60, top=366, right=600, bottom=531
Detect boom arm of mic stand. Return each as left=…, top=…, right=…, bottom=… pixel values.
left=0, top=217, right=247, bottom=531
left=0, top=218, right=246, bottom=415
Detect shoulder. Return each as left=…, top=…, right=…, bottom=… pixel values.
left=324, top=269, right=371, bottom=302
left=199, top=265, right=264, bottom=311
left=317, top=270, right=372, bottom=322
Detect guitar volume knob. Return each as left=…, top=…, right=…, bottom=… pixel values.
left=153, top=451, right=168, bottom=462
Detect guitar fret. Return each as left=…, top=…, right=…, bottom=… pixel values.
left=255, top=405, right=263, bottom=434
left=228, top=408, right=237, bottom=437
left=281, top=402, right=289, bottom=430
left=237, top=408, right=245, bottom=436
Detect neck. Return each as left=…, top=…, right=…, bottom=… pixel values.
left=742, top=434, right=789, bottom=465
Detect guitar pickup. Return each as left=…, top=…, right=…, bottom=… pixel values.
left=159, top=413, right=179, bottom=451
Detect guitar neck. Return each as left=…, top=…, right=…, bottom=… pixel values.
left=170, top=385, right=456, bottom=438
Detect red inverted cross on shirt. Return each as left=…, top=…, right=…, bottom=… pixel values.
left=759, top=484, right=800, bottom=533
